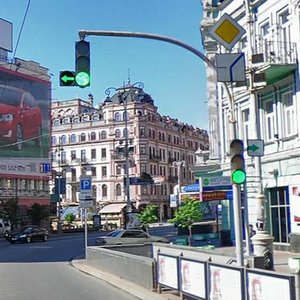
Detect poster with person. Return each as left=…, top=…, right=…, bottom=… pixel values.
left=157, top=254, right=178, bottom=289
left=180, top=259, right=206, bottom=299
left=290, top=186, right=300, bottom=233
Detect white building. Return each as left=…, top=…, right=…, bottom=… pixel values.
left=51, top=82, right=209, bottom=226
left=200, top=0, right=300, bottom=246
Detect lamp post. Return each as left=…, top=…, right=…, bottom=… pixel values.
left=105, top=82, right=143, bottom=228
left=172, top=161, right=186, bottom=207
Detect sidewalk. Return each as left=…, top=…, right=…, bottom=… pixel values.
left=71, top=248, right=299, bottom=300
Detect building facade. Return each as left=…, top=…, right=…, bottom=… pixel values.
left=200, top=0, right=300, bottom=245
left=51, top=82, right=209, bottom=223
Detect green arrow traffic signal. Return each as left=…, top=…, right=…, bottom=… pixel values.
left=60, top=70, right=75, bottom=86
left=247, top=144, right=259, bottom=152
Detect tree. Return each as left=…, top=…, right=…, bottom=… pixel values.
left=0, top=198, right=19, bottom=229
left=28, top=203, right=49, bottom=226
left=169, top=196, right=203, bottom=245
left=64, top=213, right=76, bottom=224
left=137, top=205, right=158, bottom=232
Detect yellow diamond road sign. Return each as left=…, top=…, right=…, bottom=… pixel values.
left=210, top=13, right=246, bottom=50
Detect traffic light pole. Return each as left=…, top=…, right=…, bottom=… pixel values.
left=77, top=29, right=244, bottom=266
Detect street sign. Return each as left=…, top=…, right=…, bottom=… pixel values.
left=170, top=194, right=178, bottom=208
left=216, top=53, right=246, bottom=82
left=59, top=70, right=76, bottom=86
left=80, top=175, right=92, bottom=194
left=247, top=139, right=264, bottom=157
left=127, top=176, right=153, bottom=185
left=202, top=176, right=231, bottom=187
left=79, top=194, right=93, bottom=208
left=209, top=13, right=246, bottom=50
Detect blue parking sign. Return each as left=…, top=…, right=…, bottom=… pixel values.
left=80, top=176, right=92, bottom=193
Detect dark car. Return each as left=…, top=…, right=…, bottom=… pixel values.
left=9, top=226, right=48, bottom=244
left=95, top=229, right=169, bottom=245
left=0, top=85, right=42, bottom=150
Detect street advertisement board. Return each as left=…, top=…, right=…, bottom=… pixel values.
left=246, top=269, right=295, bottom=300
left=0, top=66, right=50, bottom=179
left=180, top=258, right=207, bottom=299
left=290, top=186, right=300, bottom=233
left=208, top=264, right=244, bottom=300
left=157, top=254, right=178, bottom=290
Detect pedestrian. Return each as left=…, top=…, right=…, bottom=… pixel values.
left=249, top=224, right=256, bottom=254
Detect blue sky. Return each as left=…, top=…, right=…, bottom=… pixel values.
left=1, top=0, right=209, bottom=129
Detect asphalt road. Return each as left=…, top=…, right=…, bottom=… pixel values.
left=0, top=232, right=138, bottom=300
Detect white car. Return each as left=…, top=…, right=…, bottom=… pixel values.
left=0, top=220, right=11, bottom=237
left=96, top=229, right=169, bottom=245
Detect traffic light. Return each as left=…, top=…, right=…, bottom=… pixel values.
left=230, top=139, right=246, bottom=185
left=75, top=40, right=90, bottom=87
left=59, top=70, right=76, bottom=86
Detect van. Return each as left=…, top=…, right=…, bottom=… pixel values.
left=0, top=220, right=11, bottom=237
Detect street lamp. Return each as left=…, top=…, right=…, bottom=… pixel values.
left=105, top=82, right=143, bottom=228
left=172, top=161, right=186, bottom=207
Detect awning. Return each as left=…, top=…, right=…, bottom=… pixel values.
left=99, top=203, right=127, bottom=214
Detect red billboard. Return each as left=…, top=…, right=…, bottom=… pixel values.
left=0, top=66, right=51, bottom=179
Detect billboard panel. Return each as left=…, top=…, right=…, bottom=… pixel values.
left=0, top=66, right=50, bottom=179
left=0, top=18, right=13, bottom=52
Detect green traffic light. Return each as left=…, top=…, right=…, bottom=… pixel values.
left=75, top=71, right=90, bottom=87
left=231, top=169, right=246, bottom=184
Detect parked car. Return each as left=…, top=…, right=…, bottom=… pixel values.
left=0, top=85, right=42, bottom=150
left=9, top=225, right=48, bottom=244
left=0, top=220, right=11, bottom=237
left=95, top=229, right=169, bottom=245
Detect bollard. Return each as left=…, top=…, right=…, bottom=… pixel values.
left=251, top=231, right=274, bottom=270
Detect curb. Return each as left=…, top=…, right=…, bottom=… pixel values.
left=71, top=259, right=175, bottom=300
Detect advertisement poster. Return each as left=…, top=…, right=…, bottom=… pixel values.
left=247, top=272, right=292, bottom=300
left=209, top=265, right=243, bottom=300
left=290, top=186, right=300, bottom=233
left=0, top=66, right=50, bottom=178
left=180, top=259, right=206, bottom=299
left=158, top=254, right=178, bottom=289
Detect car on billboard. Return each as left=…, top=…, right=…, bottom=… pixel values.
left=0, top=84, right=42, bottom=150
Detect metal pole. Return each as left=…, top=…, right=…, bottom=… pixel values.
left=57, top=149, right=62, bottom=234
left=243, top=183, right=251, bottom=256
left=84, top=208, right=87, bottom=258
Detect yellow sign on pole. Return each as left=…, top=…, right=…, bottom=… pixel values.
left=209, top=13, right=246, bottom=50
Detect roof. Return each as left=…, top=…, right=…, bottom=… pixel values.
left=99, top=203, right=127, bottom=214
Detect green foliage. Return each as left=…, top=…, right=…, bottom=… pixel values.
left=0, top=198, right=19, bottom=228
left=170, top=196, right=203, bottom=229
left=28, top=203, right=49, bottom=226
left=64, top=213, right=76, bottom=223
left=137, top=205, right=158, bottom=226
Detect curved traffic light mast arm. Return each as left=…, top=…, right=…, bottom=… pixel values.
left=78, top=29, right=236, bottom=139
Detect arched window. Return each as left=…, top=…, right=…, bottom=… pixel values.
left=148, top=129, right=152, bottom=138
left=123, top=111, right=128, bottom=121
left=116, top=184, right=122, bottom=196
left=60, top=135, right=67, bottom=144
left=101, top=130, right=107, bottom=140
left=51, top=136, right=57, bottom=146
left=115, top=129, right=121, bottom=138
left=91, top=132, right=96, bottom=141
left=123, top=128, right=128, bottom=138
left=162, top=133, right=165, bottom=141
left=92, top=185, right=97, bottom=200
left=80, top=133, right=86, bottom=142
left=70, top=134, right=77, bottom=143
left=114, top=112, right=121, bottom=121
left=102, top=184, right=108, bottom=197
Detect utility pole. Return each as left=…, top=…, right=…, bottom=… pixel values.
left=172, top=161, right=186, bottom=206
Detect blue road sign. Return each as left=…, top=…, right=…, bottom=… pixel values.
left=80, top=176, right=92, bottom=193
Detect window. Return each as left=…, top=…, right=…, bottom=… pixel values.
left=139, top=127, right=145, bottom=137
left=91, top=167, right=96, bottom=177
left=242, top=108, right=250, bottom=142
left=71, top=168, right=76, bottom=182
left=91, top=149, right=96, bottom=160
left=114, top=112, right=121, bottom=121
left=81, top=150, right=86, bottom=162
left=102, top=184, right=107, bottom=197
left=101, top=148, right=107, bottom=160
left=60, top=135, right=67, bottom=144
left=102, top=166, right=107, bottom=177
left=51, top=136, right=57, bottom=146
left=264, top=100, right=275, bottom=142
left=123, top=111, right=128, bottom=121
left=71, top=150, right=76, bottom=161
left=116, top=165, right=122, bottom=175
left=80, top=133, right=86, bottom=142
left=115, top=129, right=121, bottom=138
left=123, top=128, right=128, bottom=138
left=116, top=184, right=122, bottom=196
left=140, top=145, right=146, bottom=155
left=282, top=91, right=295, bottom=137
left=91, top=132, right=96, bottom=141
left=100, top=130, right=107, bottom=140
left=70, top=134, right=77, bottom=143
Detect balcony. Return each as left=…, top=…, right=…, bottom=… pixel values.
left=149, top=155, right=161, bottom=162
left=111, top=153, right=126, bottom=161
left=168, top=158, right=177, bottom=164
left=168, top=176, right=178, bottom=183
left=252, top=40, right=297, bottom=85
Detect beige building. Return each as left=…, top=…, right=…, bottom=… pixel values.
left=51, top=82, right=209, bottom=223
